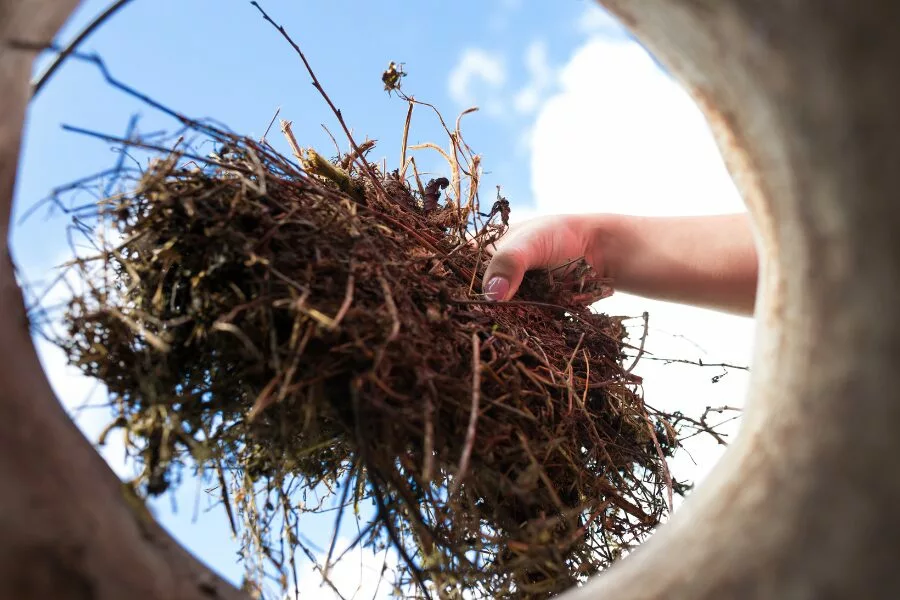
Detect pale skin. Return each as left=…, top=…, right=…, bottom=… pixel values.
left=481, top=212, right=759, bottom=316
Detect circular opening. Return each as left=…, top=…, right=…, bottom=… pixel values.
left=14, top=3, right=756, bottom=598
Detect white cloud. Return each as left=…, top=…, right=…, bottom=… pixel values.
left=292, top=538, right=394, bottom=600
left=35, top=338, right=134, bottom=479
left=530, top=39, right=743, bottom=217
left=525, top=37, right=756, bottom=491
left=512, top=40, right=555, bottom=115
left=448, top=48, right=506, bottom=110
left=27, top=241, right=135, bottom=480
left=446, top=41, right=558, bottom=122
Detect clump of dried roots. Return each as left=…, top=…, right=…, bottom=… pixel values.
left=54, top=117, right=686, bottom=598
left=40, top=13, right=724, bottom=598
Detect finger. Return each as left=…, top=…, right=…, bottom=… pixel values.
left=482, top=244, right=530, bottom=301
left=481, top=224, right=557, bottom=301
left=481, top=217, right=587, bottom=301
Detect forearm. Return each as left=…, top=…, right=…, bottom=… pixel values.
left=586, top=213, right=759, bottom=315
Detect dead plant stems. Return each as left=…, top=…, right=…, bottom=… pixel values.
left=400, top=101, right=414, bottom=179
left=251, top=2, right=389, bottom=200
left=31, top=0, right=136, bottom=97
left=450, top=332, right=482, bottom=498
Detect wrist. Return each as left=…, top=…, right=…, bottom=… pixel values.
left=581, top=213, right=631, bottom=282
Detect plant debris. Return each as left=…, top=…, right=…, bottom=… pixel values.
left=36, top=6, right=740, bottom=598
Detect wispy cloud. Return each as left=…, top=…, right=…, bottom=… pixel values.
left=35, top=337, right=134, bottom=479
left=448, top=48, right=506, bottom=110
left=290, top=538, right=393, bottom=600
left=448, top=41, right=562, bottom=121
left=25, top=241, right=135, bottom=480
left=513, top=40, right=555, bottom=115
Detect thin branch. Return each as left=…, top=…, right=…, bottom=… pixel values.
left=321, top=124, right=341, bottom=158
left=17, top=165, right=124, bottom=226
left=450, top=332, right=482, bottom=498
left=408, top=156, right=427, bottom=200
left=640, top=355, right=750, bottom=371
left=42, top=47, right=213, bottom=137
left=377, top=271, right=400, bottom=343
left=60, top=125, right=248, bottom=175
left=251, top=2, right=388, bottom=200
left=331, top=273, right=356, bottom=330
left=31, top=0, right=136, bottom=97
left=626, top=311, right=649, bottom=373
left=399, top=101, right=414, bottom=179
left=673, top=405, right=744, bottom=445
left=642, top=412, right=673, bottom=512
left=260, top=106, right=281, bottom=142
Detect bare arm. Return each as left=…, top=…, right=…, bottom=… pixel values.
left=482, top=212, right=758, bottom=316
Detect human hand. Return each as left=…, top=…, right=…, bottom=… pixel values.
left=481, top=215, right=605, bottom=302
left=481, top=212, right=758, bottom=315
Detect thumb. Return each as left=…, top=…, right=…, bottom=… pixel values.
left=481, top=221, right=569, bottom=301
left=481, top=216, right=591, bottom=301
left=482, top=243, right=531, bottom=301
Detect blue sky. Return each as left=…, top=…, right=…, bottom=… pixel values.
left=15, top=2, right=756, bottom=597
left=15, top=0, right=630, bottom=274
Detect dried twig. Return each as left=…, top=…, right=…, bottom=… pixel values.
left=280, top=120, right=303, bottom=163
left=626, top=311, right=650, bottom=373
left=399, top=101, right=414, bottom=179
left=641, top=355, right=750, bottom=371
left=450, top=332, right=482, bottom=498
left=31, top=0, right=136, bottom=97
left=251, top=2, right=388, bottom=199
left=331, top=273, right=356, bottom=330
left=260, top=106, right=281, bottom=142
left=642, top=411, right=673, bottom=511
